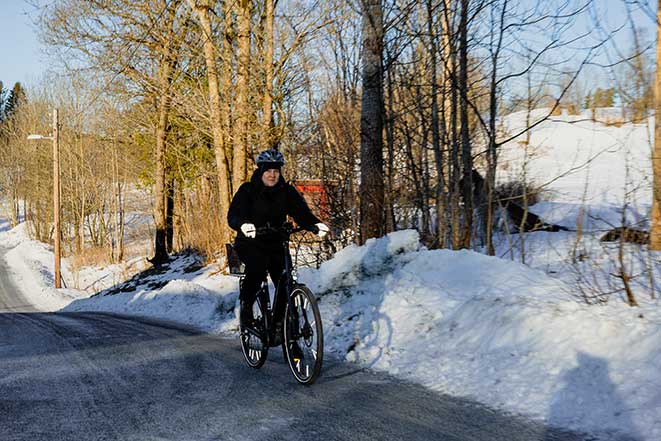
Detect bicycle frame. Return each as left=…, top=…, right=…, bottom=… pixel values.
left=251, top=223, right=302, bottom=346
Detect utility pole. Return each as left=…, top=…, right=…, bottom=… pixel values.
left=27, top=108, right=62, bottom=288
left=53, top=108, right=61, bottom=288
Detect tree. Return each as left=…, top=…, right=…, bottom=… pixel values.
left=40, top=0, right=192, bottom=264
left=458, top=0, right=473, bottom=249
left=651, top=0, right=661, bottom=250
left=427, top=0, right=448, bottom=249
left=186, top=0, right=232, bottom=249
left=0, top=81, right=6, bottom=123
left=592, top=87, right=615, bottom=107
left=151, top=1, right=185, bottom=264
left=261, top=0, right=275, bottom=151
left=4, top=82, right=26, bottom=120
left=232, top=0, right=252, bottom=194
left=359, top=0, right=385, bottom=243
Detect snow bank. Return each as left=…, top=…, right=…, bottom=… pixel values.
left=0, top=223, right=85, bottom=310
left=65, top=278, right=239, bottom=333
left=63, top=254, right=241, bottom=334
left=302, top=230, right=661, bottom=441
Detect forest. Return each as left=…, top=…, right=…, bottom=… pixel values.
left=0, top=0, right=659, bottom=302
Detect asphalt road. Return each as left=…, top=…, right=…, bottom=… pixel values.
left=0, top=253, right=597, bottom=441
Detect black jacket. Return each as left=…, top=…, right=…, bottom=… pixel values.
left=227, top=169, right=321, bottom=244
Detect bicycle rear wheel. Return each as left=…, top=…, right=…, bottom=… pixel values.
left=283, top=285, right=323, bottom=385
left=240, top=294, right=269, bottom=369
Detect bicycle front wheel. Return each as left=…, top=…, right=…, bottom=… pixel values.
left=283, top=285, right=323, bottom=385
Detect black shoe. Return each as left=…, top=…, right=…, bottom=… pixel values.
left=240, top=301, right=254, bottom=327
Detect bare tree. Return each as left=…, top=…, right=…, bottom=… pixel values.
left=39, top=0, right=191, bottom=264
left=261, top=0, right=275, bottom=150
left=187, top=0, right=232, bottom=249
left=652, top=0, right=661, bottom=249
left=458, top=0, right=473, bottom=249
left=232, top=0, right=252, bottom=194
left=359, top=0, right=386, bottom=243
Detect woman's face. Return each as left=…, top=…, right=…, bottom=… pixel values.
left=261, top=168, right=280, bottom=187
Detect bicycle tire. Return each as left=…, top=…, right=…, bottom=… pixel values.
left=240, top=294, right=269, bottom=369
left=283, top=285, right=323, bottom=385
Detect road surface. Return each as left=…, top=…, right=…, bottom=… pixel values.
left=0, top=252, right=597, bottom=441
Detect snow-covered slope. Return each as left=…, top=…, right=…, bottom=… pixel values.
left=499, top=109, right=652, bottom=229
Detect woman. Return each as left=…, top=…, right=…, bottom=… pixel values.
left=227, top=149, right=329, bottom=328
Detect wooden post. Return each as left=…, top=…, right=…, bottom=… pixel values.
left=53, top=108, right=61, bottom=288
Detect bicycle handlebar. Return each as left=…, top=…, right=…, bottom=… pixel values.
left=254, top=222, right=312, bottom=237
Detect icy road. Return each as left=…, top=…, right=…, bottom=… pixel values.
left=0, top=267, right=590, bottom=440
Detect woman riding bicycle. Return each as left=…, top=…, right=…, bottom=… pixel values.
left=227, top=149, right=329, bottom=334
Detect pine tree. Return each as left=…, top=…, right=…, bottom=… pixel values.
left=0, top=81, right=6, bottom=123
left=4, top=82, right=26, bottom=119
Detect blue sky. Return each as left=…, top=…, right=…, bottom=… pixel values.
left=0, top=0, right=657, bottom=93
left=0, top=1, right=49, bottom=89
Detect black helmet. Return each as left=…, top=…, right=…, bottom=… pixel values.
left=255, top=149, right=285, bottom=167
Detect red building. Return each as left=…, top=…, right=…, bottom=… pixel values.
left=294, top=180, right=334, bottom=224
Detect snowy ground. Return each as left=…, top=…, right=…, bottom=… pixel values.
left=1, top=109, right=660, bottom=440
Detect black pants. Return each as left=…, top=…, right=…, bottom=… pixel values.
left=235, top=241, right=286, bottom=323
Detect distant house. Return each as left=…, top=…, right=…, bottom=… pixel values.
left=294, top=180, right=335, bottom=224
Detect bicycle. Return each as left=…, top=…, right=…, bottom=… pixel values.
left=238, top=222, right=324, bottom=385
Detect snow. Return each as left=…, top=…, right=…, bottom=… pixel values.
left=306, top=231, right=661, bottom=440
left=0, top=223, right=85, bottom=310
left=499, top=109, right=652, bottom=231
left=1, top=109, right=660, bottom=440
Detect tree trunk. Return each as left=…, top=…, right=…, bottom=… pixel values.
left=118, top=180, right=125, bottom=262
left=459, top=0, right=473, bottom=249
left=188, top=0, right=232, bottom=248
left=262, top=0, right=274, bottom=150
left=444, top=0, right=462, bottom=250
left=222, top=0, right=234, bottom=182
left=428, top=0, right=447, bottom=249
left=359, top=0, right=385, bottom=243
left=484, top=0, right=507, bottom=256
left=151, top=2, right=178, bottom=265
left=651, top=1, right=661, bottom=249
left=233, top=0, right=251, bottom=193
left=153, top=81, right=170, bottom=264
left=164, top=175, right=174, bottom=253
left=485, top=65, right=498, bottom=256
left=385, top=57, right=397, bottom=233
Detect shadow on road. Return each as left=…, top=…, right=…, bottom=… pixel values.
left=545, top=352, right=643, bottom=441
